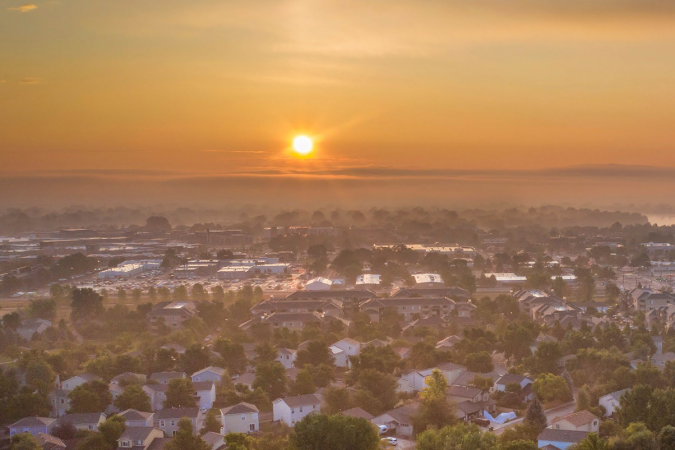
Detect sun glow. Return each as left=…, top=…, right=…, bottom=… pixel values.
left=292, top=135, right=314, bottom=156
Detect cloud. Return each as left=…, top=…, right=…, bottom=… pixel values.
left=8, top=4, right=37, bottom=12
left=19, top=77, right=41, bottom=84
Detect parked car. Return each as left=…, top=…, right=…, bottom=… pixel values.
left=381, top=437, right=398, bottom=446
left=378, top=425, right=388, bottom=435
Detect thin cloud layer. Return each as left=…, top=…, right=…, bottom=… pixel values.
left=8, top=4, right=37, bottom=12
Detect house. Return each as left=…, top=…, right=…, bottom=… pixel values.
left=629, top=288, right=675, bottom=311
left=221, top=402, right=259, bottom=434
left=304, top=277, right=333, bottom=291
left=109, top=382, right=125, bottom=406
left=355, top=274, right=382, bottom=290
left=371, top=403, right=419, bottom=437
left=537, top=429, right=589, bottom=449
left=232, top=372, right=256, bottom=391
left=273, top=394, right=321, bottom=426
left=193, top=381, right=217, bottom=409
left=436, top=335, right=461, bottom=350
left=412, top=273, right=445, bottom=288
left=9, top=417, right=57, bottom=437
left=111, top=372, right=147, bottom=385
left=202, top=432, right=227, bottom=450
left=391, top=286, right=471, bottom=301
left=36, top=433, right=66, bottom=450
left=453, top=371, right=500, bottom=391
left=251, top=299, right=344, bottom=318
left=360, top=297, right=455, bottom=322
left=398, top=363, right=466, bottom=394
left=551, top=410, right=600, bottom=433
left=155, top=408, right=203, bottom=436
left=329, top=345, right=349, bottom=368
left=143, top=384, right=169, bottom=411
left=284, top=290, right=376, bottom=314
left=446, top=385, right=496, bottom=421
left=17, top=319, right=52, bottom=341
left=119, top=409, right=154, bottom=427
left=599, top=388, right=631, bottom=417
left=148, top=301, right=198, bottom=329
left=331, top=338, right=361, bottom=359
left=340, top=407, right=374, bottom=421
left=191, top=367, right=227, bottom=383
left=495, top=373, right=533, bottom=392
left=56, top=413, right=106, bottom=432
left=116, top=426, right=164, bottom=450
left=651, top=352, right=675, bottom=368
left=150, top=371, right=186, bottom=385
left=276, top=348, right=297, bottom=369
left=402, top=316, right=451, bottom=333
left=61, top=373, right=102, bottom=391
left=49, top=389, right=71, bottom=417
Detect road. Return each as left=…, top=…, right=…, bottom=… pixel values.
left=491, top=401, right=576, bottom=435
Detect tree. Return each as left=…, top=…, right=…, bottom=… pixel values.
left=214, top=339, right=248, bottom=375
left=51, top=421, right=77, bottom=440
left=163, top=417, right=210, bottom=450
left=11, top=433, right=42, bottom=450
left=99, top=415, right=126, bottom=448
left=532, top=373, right=572, bottom=403
left=290, top=367, right=316, bottom=395
left=24, top=359, right=56, bottom=394
left=68, top=380, right=112, bottom=413
left=412, top=369, right=457, bottom=434
left=573, top=433, right=609, bottom=450
left=71, top=288, right=105, bottom=321
left=322, top=386, right=353, bottom=414
left=145, top=215, right=172, bottom=232
left=658, top=425, right=675, bottom=450
left=253, top=361, right=286, bottom=401
left=524, top=397, right=547, bottom=430
left=501, top=441, right=538, bottom=450
left=416, top=423, right=497, bottom=450
left=164, top=379, right=197, bottom=408
left=75, top=433, right=110, bottom=450
left=290, top=413, right=379, bottom=450
left=253, top=342, right=278, bottom=365
left=465, top=351, right=493, bottom=373
left=295, top=341, right=334, bottom=368
left=201, top=409, right=221, bottom=435
left=27, top=299, right=56, bottom=321
left=576, top=386, right=591, bottom=412
left=114, top=385, right=151, bottom=412
left=355, top=369, right=398, bottom=413
left=182, top=344, right=211, bottom=374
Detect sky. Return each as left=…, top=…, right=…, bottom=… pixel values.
left=2, top=0, right=675, bottom=208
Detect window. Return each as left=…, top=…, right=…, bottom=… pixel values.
left=88, top=425, right=94, bottom=430
left=160, top=420, right=165, bottom=427
left=170, top=420, right=175, bottom=426
left=291, top=408, right=295, bottom=414
left=172, top=431, right=177, bottom=436
left=121, top=440, right=130, bottom=448
left=299, top=406, right=303, bottom=412
left=242, top=415, right=246, bottom=420
left=60, top=399, right=65, bottom=404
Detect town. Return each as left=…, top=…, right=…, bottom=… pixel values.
left=1, top=206, right=674, bottom=449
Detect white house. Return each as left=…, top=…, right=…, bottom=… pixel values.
left=273, top=394, right=321, bottom=426
left=599, top=388, right=630, bottom=417
left=398, top=363, right=466, bottom=394
left=276, top=348, right=297, bottom=369
left=154, top=408, right=203, bottom=436
left=331, top=338, right=361, bottom=359
left=221, top=402, right=259, bottom=434
left=49, top=389, right=71, bottom=417
left=143, top=384, right=168, bottom=411
left=304, top=277, right=333, bottom=291
left=551, top=410, right=600, bottom=433
left=9, top=417, right=56, bottom=437
left=329, top=346, right=349, bottom=368
left=495, top=373, right=533, bottom=392
left=191, top=367, right=227, bottom=384
left=193, top=381, right=217, bottom=410
left=119, top=409, right=154, bottom=427
left=116, top=426, right=164, bottom=449
left=61, top=372, right=102, bottom=391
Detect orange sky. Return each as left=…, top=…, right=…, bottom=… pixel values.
left=2, top=0, right=675, bottom=196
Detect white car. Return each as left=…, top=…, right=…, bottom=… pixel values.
left=381, top=437, right=398, bottom=446
left=378, top=425, right=388, bottom=435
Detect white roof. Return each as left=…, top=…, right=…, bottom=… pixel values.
left=484, top=273, right=527, bottom=282
left=413, top=273, right=444, bottom=284
left=356, top=274, right=381, bottom=285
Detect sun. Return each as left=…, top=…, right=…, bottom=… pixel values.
left=292, top=135, right=314, bottom=155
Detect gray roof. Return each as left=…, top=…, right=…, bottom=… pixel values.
left=56, top=412, right=105, bottom=425
left=286, top=290, right=375, bottom=300
left=10, top=416, right=56, bottom=428
left=146, top=438, right=172, bottom=450
left=192, top=366, right=226, bottom=377
left=340, top=407, right=373, bottom=420
left=496, top=373, right=532, bottom=386
left=155, top=407, right=200, bottom=420
left=119, top=409, right=153, bottom=421
left=150, top=371, right=186, bottom=381
left=448, top=385, right=483, bottom=398
left=118, top=426, right=156, bottom=441
left=538, top=429, right=589, bottom=443
left=275, top=394, right=321, bottom=408
left=221, top=402, right=258, bottom=415
left=202, top=432, right=225, bottom=446
left=193, top=381, right=216, bottom=391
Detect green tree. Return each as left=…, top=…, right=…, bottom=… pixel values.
left=214, top=339, right=248, bottom=375
left=532, top=373, right=572, bottom=403
left=412, top=369, right=457, bottom=434
left=290, top=413, right=379, bottom=450
left=201, top=409, right=221, bottom=435
left=253, top=342, right=278, bottom=365
left=71, top=288, right=105, bottom=321
left=253, top=361, right=287, bottom=400
left=295, top=341, right=334, bottom=368
left=322, top=386, right=353, bottom=414
left=99, top=415, right=126, bottom=448
left=576, top=386, right=591, bottom=412
left=416, top=423, right=497, bottom=450
left=182, top=344, right=211, bottom=374
left=658, top=425, right=675, bottom=450
left=501, top=440, right=538, bottom=450
left=114, top=385, right=151, bottom=412
left=75, top=433, right=110, bottom=450
left=24, top=359, right=56, bottom=395
left=524, top=397, right=547, bottom=430
left=163, top=417, right=210, bottom=450
left=572, top=433, right=608, bottom=450
left=26, top=299, right=57, bottom=321
left=164, top=378, right=197, bottom=408
left=290, top=367, right=316, bottom=396
left=465, top=351, right=493, bottom=373
left=68, top=380, right=112, bottom=413
left=11, top=433, right=42, bottom=450
left=355, top=369, right=398, bottom=414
